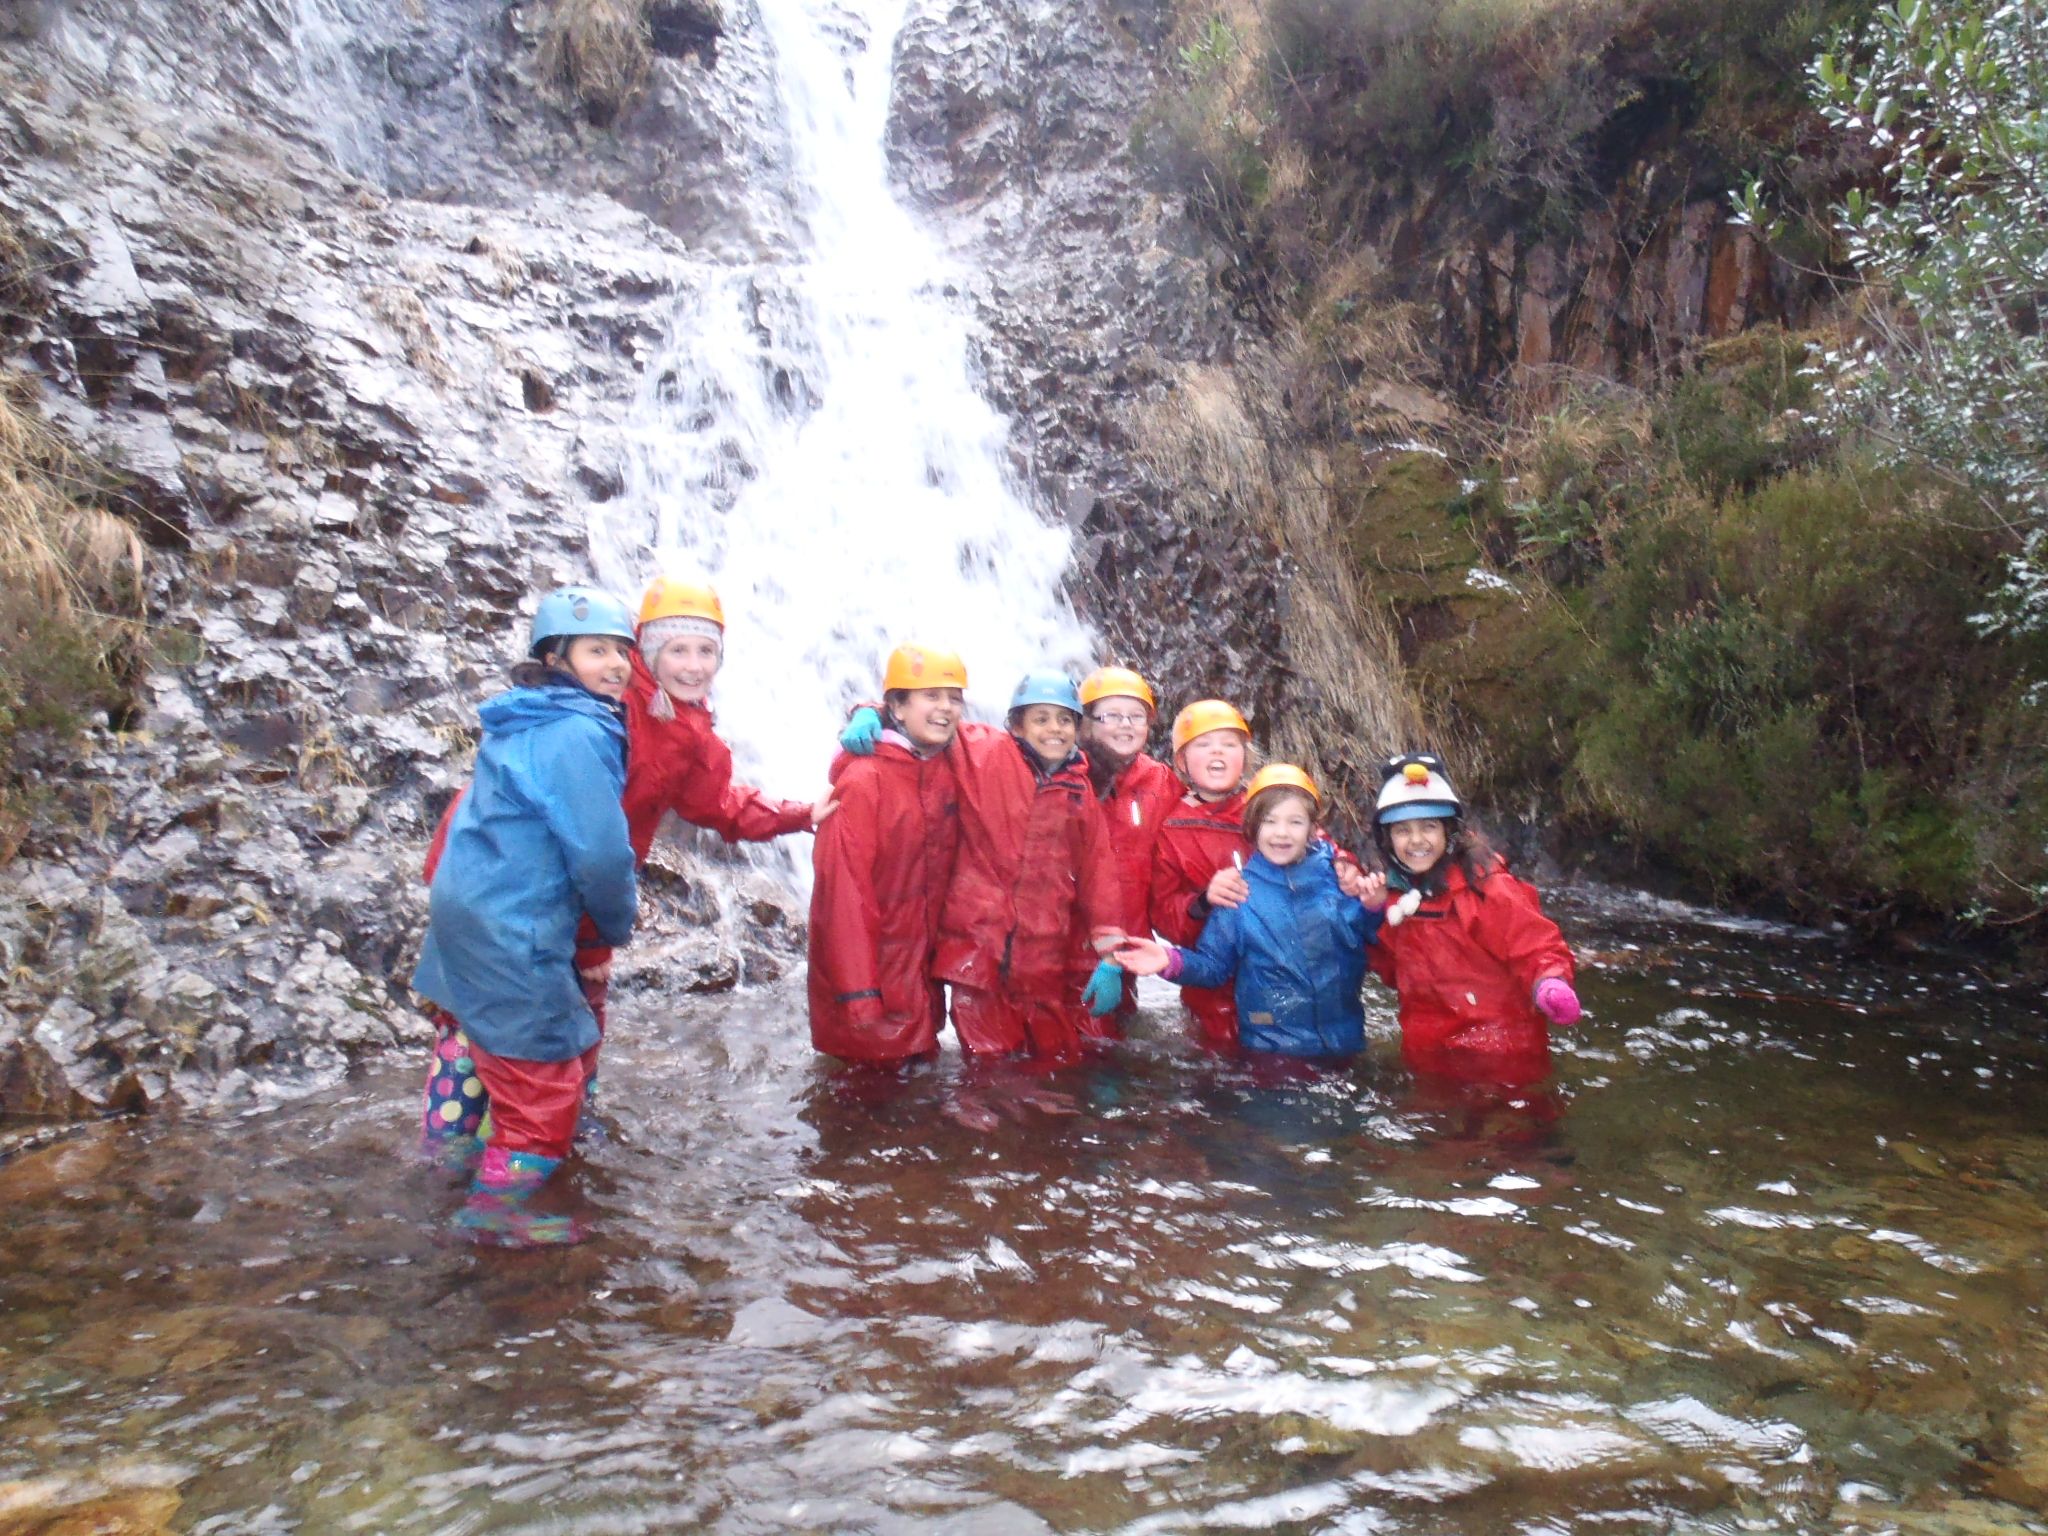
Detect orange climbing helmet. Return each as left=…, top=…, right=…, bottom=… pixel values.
left=1170, top=699, right=1251, bottom=755
left=637, top=576, right=725, bottom=631
left=1244, top=763, right=1320, bottom=812
left=882, top=644, right=969, bottom=692
left=1079, top=666, right=1156, bottom=713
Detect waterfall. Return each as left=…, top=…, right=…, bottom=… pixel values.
left=591, top=0, right=1093, bottom=866
left=284, top=0, right=388, bottom=182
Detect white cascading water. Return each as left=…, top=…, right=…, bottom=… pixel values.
left=285, top=0, right=388, bottom=182
left=591, top=0, right=1094, bottom=871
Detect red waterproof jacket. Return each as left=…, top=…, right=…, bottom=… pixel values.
left=935, top=724, right=1121, bottom=1005
left=807, top=736, right=961, bottom=1062
left=570, top=654, right=811, bottom=970
left=1368, top=858, right=1575, bottom=1076
left=620, top=651, right=812, bottom=861
left=1067, top=752, right=1182, bottom=1028
left=1149, top=790, right=1249, bottom=1046
left=1097, top=753, right=1183, bottom=937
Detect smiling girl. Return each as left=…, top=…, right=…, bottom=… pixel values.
left=932, top=671, right=1124, bottom=1061
left=1369, top=753, right=1579, bottom=1081
left=1118, top=765, right=1385, bottom=1059
left=1148, top=699, right=1257, bottom=1046
left=808, top=644, right=965, bottom=1065
left=621, top=577, right=833, bottom=861
left=413, top=586, right=640, bottom=1244
left=1068, top=667, right=1182, bottom=1035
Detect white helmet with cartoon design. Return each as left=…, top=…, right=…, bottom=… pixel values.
left=1373, top=752, right=1463, bottom=826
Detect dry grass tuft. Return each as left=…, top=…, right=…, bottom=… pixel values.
left=365, top=284, right=455, bottom=385
left=1132, top=356, right=1426, bottom=827
left=0, top=376, right=144, bottom=632
left=0, top=373, right=148, bottom=861
left=465, top=232, right=528, bottom=299
left=536, top=0, right=653, bottom=125
left=1493, top=379, right=1655, bottom=504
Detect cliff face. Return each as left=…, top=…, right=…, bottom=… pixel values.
left=0, top=0, right=1423, bottom=1124
left=1429, top=192, right=1796, bottom=394
left=0, top=0, right=803, bottom=1121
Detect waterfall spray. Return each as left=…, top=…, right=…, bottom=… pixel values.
left=592, top=0, right=1093, bottom=875
left=285, top=0, right=387, bottom=181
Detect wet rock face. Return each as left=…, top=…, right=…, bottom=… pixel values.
left=0, top=0, right=801, bottom=1123
left=0, top=0, right=1401, bottom=1124
left=885, top=0, right=1381, bottom=744
left=1428, top=194, right=1801, bottom=395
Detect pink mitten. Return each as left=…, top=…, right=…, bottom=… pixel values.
left=1533, top=976, right=1582, bottom=1026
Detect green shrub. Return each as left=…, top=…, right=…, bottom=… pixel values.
left=1564, top=459, right=2046, bottom=924
left=1654, top=333, right=1819, bottom=496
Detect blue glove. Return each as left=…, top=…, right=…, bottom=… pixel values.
left=840, top=706, right=882, bottom=756
left=1081, top=958, right=1123, bottom=1017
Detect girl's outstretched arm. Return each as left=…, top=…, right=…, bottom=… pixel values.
left=1119, top=908, right=1240, bottom=990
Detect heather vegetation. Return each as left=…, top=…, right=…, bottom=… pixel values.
left=1142, top=0, right=2048, bottom=951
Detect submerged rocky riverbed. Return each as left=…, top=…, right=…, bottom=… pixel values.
left=4, top=887, right=2047, bottom=1535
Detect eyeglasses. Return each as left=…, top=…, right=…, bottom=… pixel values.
left=1090, top=712, right=1148, bottom=727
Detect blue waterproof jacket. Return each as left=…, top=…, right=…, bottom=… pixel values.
left=1174, top=843, right=1382, bottom=1058
left=412, top=683, right=636, bottom=1062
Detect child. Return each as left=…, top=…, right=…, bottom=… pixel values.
left=1148, top=699, right=1256, bottom=1046
left=1369, top=752, right=1580, bottom=1080
left=1118, top=765, right=1386, bottom=1058
left=572, top=577, right=835, bottom=1026
left=1067, top=666, right=1182, bottom=1034
left=621, top=577, right=829, bottom=860
left=846, top=671, right=1123, bottom=1059
left=412, top=586, right=639, bottom=1245
left=427, top=576, right=833, bottom=1145
left=807, top=644, right=965, bottom=1065
left=943, top=671, right=1126, bottom=1059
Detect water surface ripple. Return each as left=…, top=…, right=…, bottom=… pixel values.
left=4, top=890, right=2048, bottom=1534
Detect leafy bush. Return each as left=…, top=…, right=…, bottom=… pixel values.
left=1652, top=332, right=1820, bottom=496
left=1736, top=0, right=2048, bottom=635
left=1565, top=460, right=2048, bottom=922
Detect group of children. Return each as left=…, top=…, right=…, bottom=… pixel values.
left=410, top=582, right=1581, bottom=1245
left=814, top=656, right=1580, bottom=1077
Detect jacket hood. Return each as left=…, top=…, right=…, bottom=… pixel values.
left=480, top=682, right=627, bottom=740
left=828, top=733, right=931, bottom=785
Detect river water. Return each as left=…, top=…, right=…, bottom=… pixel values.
left=5, top=888, right=2047, bottom=1534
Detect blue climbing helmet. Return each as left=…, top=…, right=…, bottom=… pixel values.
left=1008, top=669, right=1082, bottom=717
left=528, top=586, right=636, bottom=658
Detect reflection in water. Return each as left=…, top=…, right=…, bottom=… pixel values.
left=4, top=894, right=2048, bottom=1532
